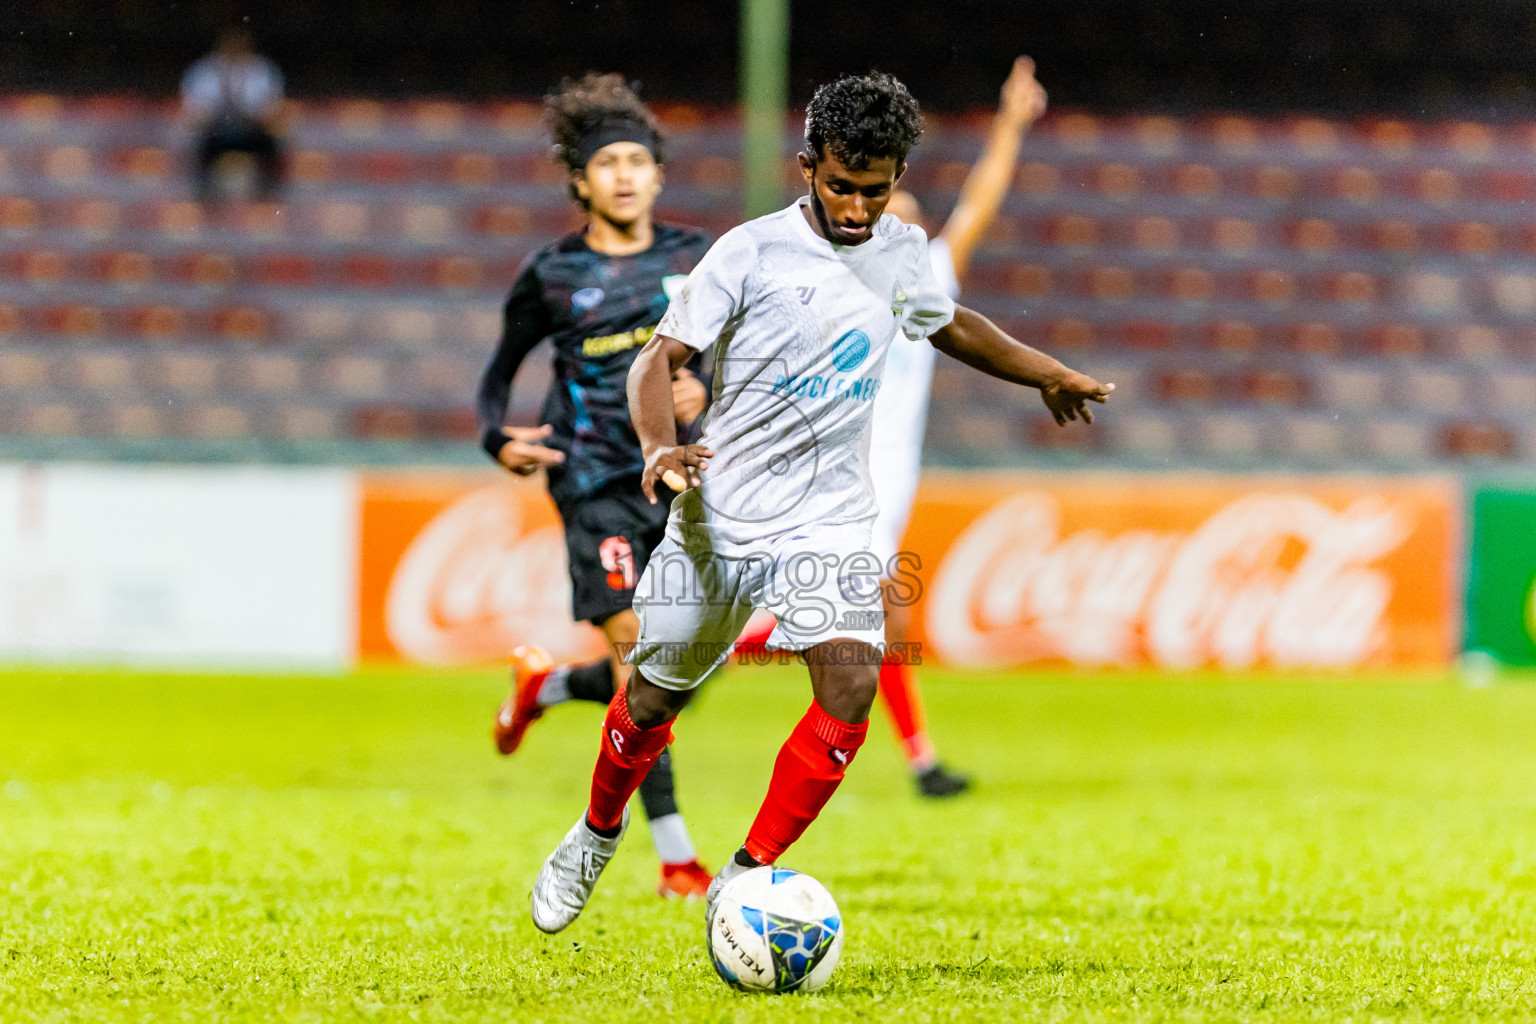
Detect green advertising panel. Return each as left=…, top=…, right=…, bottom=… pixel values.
left=1467, top=487, right=1536, bottom=665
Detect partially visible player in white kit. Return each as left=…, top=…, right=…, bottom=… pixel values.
left=529, top=71, right=1113, bottom=934
left=868, top=56, right=1049, bottom=797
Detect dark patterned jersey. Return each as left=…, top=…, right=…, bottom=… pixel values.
left=476, top=223, right=713, bottom=506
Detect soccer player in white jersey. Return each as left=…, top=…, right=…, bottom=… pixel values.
left=530, top=71, right=1112, bottom=933
left=869, top=56, right=1049, bottom=798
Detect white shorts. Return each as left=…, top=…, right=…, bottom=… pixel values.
left=629, top=522, right=887, bottom=690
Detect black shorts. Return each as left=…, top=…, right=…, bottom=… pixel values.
left=557, top=479, right=671, bottom=626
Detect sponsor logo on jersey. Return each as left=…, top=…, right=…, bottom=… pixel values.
left=572, top=286, right=605, bottom=312
left=796, top=285, right=817, bottom=305
left=830, top=329, right=870, bottom=371
left=769, top=373, right=882, bottom=401
left=661, top=274, right=688, bottom=301
left=582, top=325, right=656, bottom=357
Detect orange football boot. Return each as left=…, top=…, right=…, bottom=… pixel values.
left=493, top=645, right=554, bottom=755
left=657, top=859, right=713, bottom=900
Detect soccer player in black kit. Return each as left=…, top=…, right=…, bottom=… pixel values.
left=476, top=73, right=714, bottom=899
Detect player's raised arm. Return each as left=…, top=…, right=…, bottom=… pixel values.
left=628, top=333, right=713, bottom=503
left=939, top=57, right=1047, bottom=279
left=930, top=305, right=1114, bottom=424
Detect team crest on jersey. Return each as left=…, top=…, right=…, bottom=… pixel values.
left=661, top=274, right=688, bottom=301
left=831, top=329, right=870, bottom=372
left=891, top=280, right=908, bottom=317
left=572, top=287, right=605, bottom=312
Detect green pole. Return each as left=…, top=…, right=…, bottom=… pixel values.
left=739, top=0, right=789, bottom=219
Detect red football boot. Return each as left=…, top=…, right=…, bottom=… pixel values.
left=657, top=859, right=714, bottom=900
left=493, top=645, right=554, bottom=756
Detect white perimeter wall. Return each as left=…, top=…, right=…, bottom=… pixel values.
left=0, top=464, right=355, bottom=668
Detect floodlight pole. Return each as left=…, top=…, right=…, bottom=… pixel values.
left=740, top=0, right=789, bottom=219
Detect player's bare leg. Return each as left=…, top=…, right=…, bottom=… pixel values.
left=879, top=590, right=970, bottom=798
left=707, top=639, right=880, bottom=913
left=531, top=668, right=698, bottom=932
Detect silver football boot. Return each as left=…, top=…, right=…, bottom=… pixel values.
left=531, top=807, right=630, bottom=933
left=704, top=854, right=756, bottom=923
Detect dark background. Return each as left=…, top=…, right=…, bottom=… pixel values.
left=2, top=0, right=1534, bottom=115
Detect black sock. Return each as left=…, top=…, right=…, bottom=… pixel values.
left=584, top=814, right=623, bottom=839
left=637, top=747, right=679, bottom=820
left=566, top=659, right=616, bottom=704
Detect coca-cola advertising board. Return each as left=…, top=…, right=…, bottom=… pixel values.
left=904, top=473, right=1459, bottom=670
left=356, top=471, right=1460, bottom=670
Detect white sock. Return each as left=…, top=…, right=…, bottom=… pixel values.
left=537, top=666, right=571, bottom=708
left=648, top=812, right=697, bottom=865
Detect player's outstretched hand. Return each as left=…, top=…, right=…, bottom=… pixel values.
left=1041, top=371, right=1114, bottom=426
left=641, top=443, right=713, bottom=504
left=671, top=367, right=708, bottom=425
left=1000, top=56, right=1047, bottom=128
left=495, top=424, right=566, bottom=476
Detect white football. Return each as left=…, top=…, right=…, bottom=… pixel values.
left=707, top=866, right=844, bottom=994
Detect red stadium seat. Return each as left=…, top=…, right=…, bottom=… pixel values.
left=1052, top=112, right=1102, bottom=153
left=1173, top=163, right=1221, bottom=202
left=1252, top=166, right=1299, bottom=202
left=1290, top=116, right=1339, bottom=156
left=119, top=147, right=172, bottom=181
left=1123, top=322, right=1173, bottom=350
left=448, top=152, right=497, bottom=187
left=131, top=305, right=187, bottom=342
left=21, top=249, right=68, bottom=287
left=41, top=304, right=106, bottom=338
left=1330, top=271, right=1379, bottom=307
left=152, top=200, right=202, bottom=238
left=1416, top=168, right=1459, bottom=205
left=1333, top=167, right=1380, bottom=204
left=45, top=145, right=90, bottom=182
left=341, top=255, right=394, bottom=288
left=1045, top=318, right=1094, bottom=350
left=0, top=302, right=22, bottom=339
left=1208, top=321, right=1260, bottom=353
left=101, top=250, right=152, bottom=289
left=290, top=150, right=334, bottom=184
left=1251, top=268, right=1296, bottom=305
left=0, top=196, right=42, bottom=235
left=1367, top=119, right=1416, bottom=158
left=1448, top=222, right=1498, bottom=258
left=214, top=307, right=271, bottom=343
left=420, top=407, right=478, bottom=440
left=1025, top=413, right=1099, bottom=451
left=1088, top=266, right=1135, bottom=301
left=1158, top=369, right=1218, bottom=404
left=477, top=204, right=532, bottom=236
left=1014, top=162, right=1060, bottom=197
left=1292, top=322, right=1344, bottom=356
left=362, top=152, right=413, bottom=185
left=1367, top=324, right=1425, bottom=357
left=1243, top=369, right=1308, bottom=406
left=1132, top=216, right=1178, bottom=252
left=1441, top=420, right=1516, bottom=459
left=1371, top=219, right=1419, bottom=254
left=1169, top=267, right=1216, bottom=304
left=412, top=100, right=465, bottom=142
left=350, top=404, right=420, bottom=439
left=1049, top=214, right=1098, bottom=250
left=1211, top=115, right=1259, bottom=155
left=256, top=254, right=317, bottom=287
left=1291, top=218, right=1339, bottom=256
left=1211, top=217, right=1260, bottom=256
left=1095, top=163, right=1142, bottom=201
left=433, top=255, right=485, bottom=292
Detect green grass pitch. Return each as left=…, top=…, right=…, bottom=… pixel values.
left=4, top=662, right=1536, bottom=1022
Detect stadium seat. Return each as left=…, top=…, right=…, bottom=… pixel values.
left=420, top=406, right=478, bottom=440
left=1158, top=368, right=1219, bottom=404
left=41, top=304, right=106, bottom=339
left=290, top=150, right=334, bottom=184
left=0, top=352, right=48, bottom=391
left=350, top=404, right=421, bottom=440
left=341, top=254, right=394, bottom=288
left=21, top=249, right=67, bottom=287
left=256, top=254, right=317, bottom=287
left=1440, top=420, right=1516, bottom=459
left=1014, top=162, right=1060, bottom=197
left=369, top=307, right=437, bottom=349
left=1318, top=365, right=1386, bottom=408
left=1292, top=322, right=1344, bottom=356
left=1403, top=272, right=1462, bottom=314
left=1488, top=372, right=1536, bottom=413
left=1243, top=369, right=1308, bottom=406
left=1395, top=366, right=1466, bottom=414
left=1132, top=217, right=1178, bottom=252
left=67, top=353, right=134, bottom=392
left=214, top=307, right=270, bottom=343
left=1330, top=271, right=1379, bottom=307
left=400, top=204, right=454, bottom=245
left=153, top=200, right=202, bottom=238
left=1444, top=325, right=1502, bottom=361
left=1122, top=321, right=1173, bottom=350
left=186, top=405, right=251, bottom=439
left=1372, top=219, right=1420, bottom=254
left=235, top=354, right=304, bottom=393
left=291, top=305, right=355, bottom=343
left=1252, top=165, right=1300, bottom=202
left=1490, top=273, right=1536, bottom=315
left=1050, top=214, right=1098, bottom=251
left=1169, top=267, right=1216, bottom=304
left=1088, top=266, right=1135, bottom=301
left=101, top=250, right=152, bottom=289
left=1361, top=418, right=1431, bottom=461
left=317, top=201, right=369, bottom=242
left=1449, top=222, right=1499, bottom=258
left=1278, top=414, right=1344, bottom=463
left=273, top=404, right=340, bottom=440
left=1334, top=167, right=1380, bottom=204
left=45, top=145, right=91, bottom=182
left=149, top=353, right=218, bottom=394
left=26, top=403, right=81, bottom=437
left=1212, top=115, right=1259, bottom=155
left=433, top=255, right=485, bottom=292
left=1251, top=268, right=1297, bottom=306
left=0, top=196, right=41, bottom=235
left=131, top=305, right=187, bottom=342
left=109, top=404, right=166, bottom=439
left=1416, top=168, right=1459, bottom=205
left=324, top=356, right=390, bottom=399
left=449, top=152, right=497, bottom=187
left=1173, top=163, right=1221, bottom=202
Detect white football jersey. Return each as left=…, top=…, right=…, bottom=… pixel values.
left=655, top=197, right=956, bottom=549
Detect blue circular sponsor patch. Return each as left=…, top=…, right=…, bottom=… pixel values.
left=572, top=287, right=605, bottom=312
left=831, top=329, right=870, bottom=372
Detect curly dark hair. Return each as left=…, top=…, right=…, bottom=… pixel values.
left=804, top=71, right=923, bottom=170
left=544, top=72, right=664, bottom=201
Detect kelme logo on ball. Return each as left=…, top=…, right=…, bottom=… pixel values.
left=830, top=329, right=870, bottom=372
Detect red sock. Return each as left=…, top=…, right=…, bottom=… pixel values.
left=587, top=687, right=674, bottom=832
left=744, top=701, right=868, bottom=864
left=878, top=656, right=935, bottom=771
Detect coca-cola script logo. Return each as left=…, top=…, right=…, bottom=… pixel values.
left=385, top=487, right=604, bottom=664
left=927, top=492, right=1413, bottom=669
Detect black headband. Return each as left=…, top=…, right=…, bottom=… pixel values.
left=573, top=121, right=658, bottom=169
